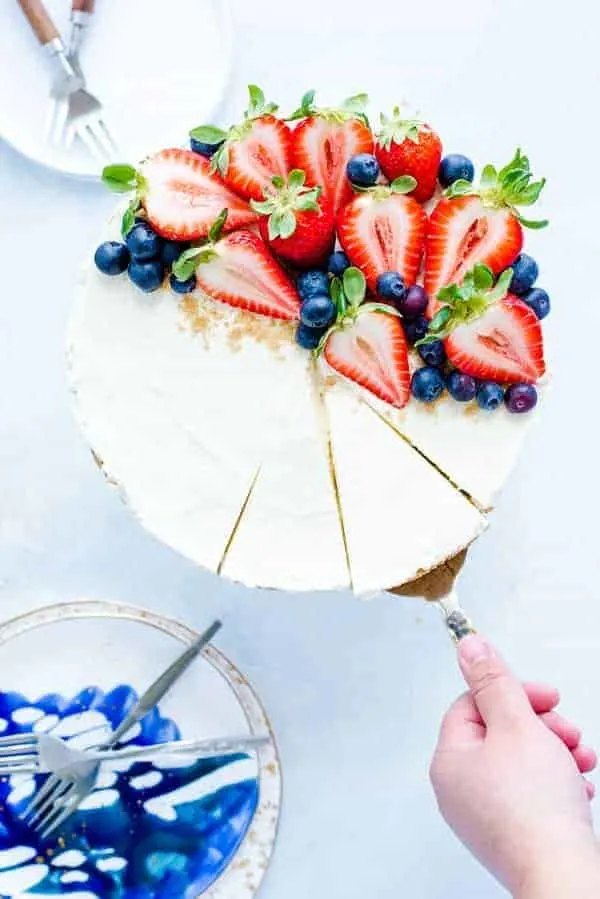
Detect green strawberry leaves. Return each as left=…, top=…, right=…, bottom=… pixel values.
left=317, top=267, right=401, bottom=355
left=418, top=264, right=513, bottom=345
left=446, top=149, right=548, bottom=229
left=189, top=124, right=228, bottom=144
left=245, top=84, right=279, bottom=119
left=288, top=90, right=370, bottom=127
left=250, top=170, right=322, bottom=240
left=102, top=164, right=148, bottom=237
left=171, top=209, right=228, bottom=281
left=376, top=106, right=422, bottom=151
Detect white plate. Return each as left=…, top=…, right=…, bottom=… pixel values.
left=0, top=0, right=233, bottom=179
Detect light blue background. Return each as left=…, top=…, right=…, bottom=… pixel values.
left=1, top=0, right=599, bottom=896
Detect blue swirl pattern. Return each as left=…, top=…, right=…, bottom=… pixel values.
left=0, top=687, right=259, bottom=897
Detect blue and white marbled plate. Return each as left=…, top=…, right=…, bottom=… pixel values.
left=0, top=685, right=259, bottom=897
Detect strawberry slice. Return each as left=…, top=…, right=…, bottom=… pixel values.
left=316, top=267, right=410, bottom=408
left=420, top=264, right=546, bottom=384
left=174, top=216, right=301, bottom=321
left=445, top=295, right=546, bottom=384
left=192, top=86, right=293, bottom=202
left=102, top=151, right=258, bottom=242
left=337, top=179, right=427, bottom=291
left=424, top=149, right=547, bottom=310
left=290, top=91, right=374, bottom=214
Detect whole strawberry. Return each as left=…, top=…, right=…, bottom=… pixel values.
left=251, top=170, right=335, bottom=268
left=375, top=108, right=442, bottom=204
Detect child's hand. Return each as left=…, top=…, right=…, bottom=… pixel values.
left=430, top=634, right=600, bottom=897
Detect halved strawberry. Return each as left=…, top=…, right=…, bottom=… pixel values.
left=337, top=179, right=427, bottom=291
left=102, top=151, right=258, bottom=241
left=252, top=169, right=335, bottom=267
left=192, top=86, right=293, bottom=202
left=420, top=264, right=546, bottom=384
left=290, top=90, right=374, bottom=214
left=173, top=214, right=300, bottom=321
left=424, top=149, right=547, bottom=310
left=375, top=108, right=442, bottom=203
left=316, top=267, right=410, bottom=408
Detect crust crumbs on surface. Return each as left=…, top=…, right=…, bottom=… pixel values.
left=178, top=293, right=294, bottom=358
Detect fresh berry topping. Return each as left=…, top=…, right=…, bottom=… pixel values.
left=522, top=287, right=550, bottom=320
left=411, top=367, right=445, bottom=403
left=126, top=222, right=162, bottom=261
left=320, top=268, right=410, bottom=407
left=476, top=381, right=505, bottom=411
left=397, top=284, right=429, bottom=320
left=128, top=259, right=165, bottom=293
left=438, top=154, right=475, bottom=188
left=252, top=170, right=335, bottom=268
left=422, top=264, right=546, bottom=384
left=403, top=314, right=429, bottom=345
left=161, top=239, right=190, bottom=268
left=296, top=323, right=327, bottom=350
left=418, top=339, right=446, bottom=367
left=375, top=109, right=443, bottom=203
left=189, top=126, right=226, bottom=158
left=505, top=383, right=538, bottom=414
left=169, top=273, right=197, bottom=294
left=192, top=87, right=292, bottom=202
left=337, top=179, right=427, bottom=291
left=376, top=271, right=406, bottom=303
left=94, top=241, right=130, bottom=275
left=425, top=149, right=546, bottom=306
left=300, top=294, right=337, bottom=329
left=103, top=151, right=258, bottom=243
left=174, top=221, right=301, bottom=321
left=328, top=251, right=351, bottom=276
left=290, top=91, right=374, bottom=214
left=346, top=153, right=380, bottom=187
left=297, top=270, right=330, bottom=299
left=508, top=253, right=539, bottom=295
left=446, top=370, right=477, bottom=402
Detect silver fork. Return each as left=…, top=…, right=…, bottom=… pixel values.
left=20, top=619, right=222, bottom=839
left=0, top=731, right=269, bottom=777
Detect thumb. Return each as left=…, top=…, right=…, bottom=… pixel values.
left=458, top=634, right=533, bottom=729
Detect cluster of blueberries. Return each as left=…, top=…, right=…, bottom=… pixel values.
left=94, top=220, right=195, bottom=294
left=296, top=251, right=547, bottom=414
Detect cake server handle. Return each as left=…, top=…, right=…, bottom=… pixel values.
left=436, top=590, right=477, bottom=644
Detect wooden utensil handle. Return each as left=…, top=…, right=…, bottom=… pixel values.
left=17, top=0, right=60, bottom=44
left=72, top=0, right=95, bottom=11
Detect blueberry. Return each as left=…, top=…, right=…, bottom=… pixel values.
left=169, top=272, right=197, bottom=294
left=477, top=381, right=505, bottom=411
left=126, top=222, right=163, bottom=261
left=508, top=253, right=539, bottom=295
left=446, top=370, right=477, bottom=402
left=94, top=241, right=130, bottom=276
left=346, top=153, right=380, bottom=187
left=418, top=339, right=446, bottom=368
left=505, top=383, right=538, bottom=414
left=522, top=287, right=550, bottom=320
left=297, top=270, right=330, bottom=300
left=403, top=314, right=429, bottom=344
left=376, top=271, right=406, bottom=303
left=296, top=323, right=327, bottom=350
left=301, top=294, right=337, bottom=329
left=190, top=137, right=224, bottom=158
left=438, top=154, right=475, bottom=188
left=161, top=239, right=190, bottom=268
left=411, top=367, right=446, bottom=403
left=398, top=284, right=429, bottom=320
left=128, top=259, right=165, bottom=293
left=328, top=251, right=350, bottom=276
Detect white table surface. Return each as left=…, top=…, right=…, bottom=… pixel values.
left=1, top=0, right=600, bottom=895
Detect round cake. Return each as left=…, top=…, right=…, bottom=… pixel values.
left=68, top=87, right=550, bottom=595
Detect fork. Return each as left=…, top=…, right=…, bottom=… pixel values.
left=20, top=619, right=222, bottom=839
left=0, top=731, right=269, bottom=777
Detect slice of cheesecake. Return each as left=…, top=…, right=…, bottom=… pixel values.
left=323, top=383, right=487, bottom=594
